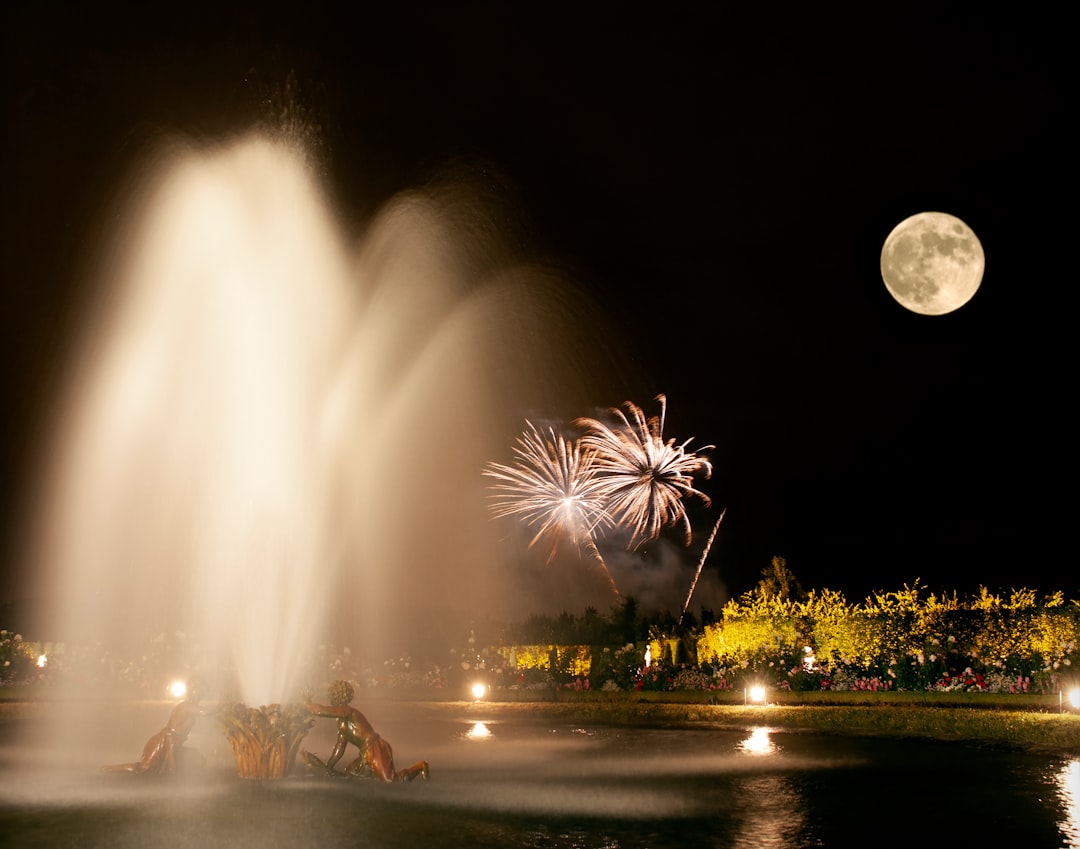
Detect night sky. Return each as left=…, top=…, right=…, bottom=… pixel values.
left=2, top=5, right=1072, bottom=617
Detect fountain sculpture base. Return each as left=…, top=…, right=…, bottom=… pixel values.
left=219, top=703, right=314, bottom=779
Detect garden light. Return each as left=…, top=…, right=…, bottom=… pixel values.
left=168, top=679, right=187, bottom=699
left=747, top=685, right=767, bottom=705
left=471, top=682, right=487, bottom=701
left=36, top=654, right=47, bottom=669
left=1068, top=687, right=1080, bottom=711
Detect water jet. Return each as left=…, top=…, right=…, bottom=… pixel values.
left=20, top=124, right=624, bottom=730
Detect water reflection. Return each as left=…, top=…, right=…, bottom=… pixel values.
left=464, top=722, right=493, bottom=741
left=730, top=774, right=808, bottom=849
left=1059, top=759, right=1080, bottom=847
left=739, top=726, right=780, bottom=756
left=731, top=730, right=807, bottom=848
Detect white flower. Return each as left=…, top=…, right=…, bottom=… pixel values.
left=929, top=654, right=937, bottom=663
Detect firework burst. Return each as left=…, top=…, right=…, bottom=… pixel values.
left=575, top=394, right=713, bottom=551
left=483, top=421, right=619, bottom=595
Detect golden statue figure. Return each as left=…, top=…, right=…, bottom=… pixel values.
left=303, top=680, right=429, bottom=782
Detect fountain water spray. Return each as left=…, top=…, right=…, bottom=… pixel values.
left=23, top=128, right=619, bottom=711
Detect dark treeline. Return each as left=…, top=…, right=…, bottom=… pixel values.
left=501, top=597, right=717, bottom=648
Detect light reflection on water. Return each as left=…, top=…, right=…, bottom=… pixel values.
left=1059, top=760, right=1080, bottom=848
left=464, top=722, right=493, bottom=741
left=728, top=774, right=807, bottom=849
left=739, top=726, right=780, bottom=756
left=730, top=727, right=807, bottom=848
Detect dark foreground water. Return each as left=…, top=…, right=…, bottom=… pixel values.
left=1, top=700, right=1077, bottom=848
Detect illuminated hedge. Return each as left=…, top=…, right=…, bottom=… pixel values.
left=498, top=644, right=592, bottom=678
left=696, top=584, right=1080, bottom=690
left=696, top=595, right=801, bottom=669
left=0, top=630, right=38, bottom=684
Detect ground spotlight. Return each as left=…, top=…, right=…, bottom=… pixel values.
left=1067, top=687, right=1080, bottom=711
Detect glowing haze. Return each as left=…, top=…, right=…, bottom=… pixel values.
left=25, top=131, right=616, bottom=704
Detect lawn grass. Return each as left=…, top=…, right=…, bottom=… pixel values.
left=496, top=687, right=1068, bottom=710
left=446, top=690, right=1080, bottom=754
left=489, top=700, right=1080, bottom=754
left=375, top=687, right=1080, bottom=754
left=4, top=686, right=1079, bottom=755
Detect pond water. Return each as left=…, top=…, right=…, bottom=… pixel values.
left=1, top=700, right=1077, bottom=848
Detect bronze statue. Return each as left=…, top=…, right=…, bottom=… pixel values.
left=103, top=686, right=214, bottom=776
left=303, top=680, right=429, bottom=782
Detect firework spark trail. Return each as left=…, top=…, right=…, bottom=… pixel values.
left=483, top=421, right=620, bottom=596
left=679, top=507, right=726, bottom=625
left=575, top=395, right=713, bottom=551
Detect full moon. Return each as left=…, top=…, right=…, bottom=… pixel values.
left=880, top=211, right=984, bottom=315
